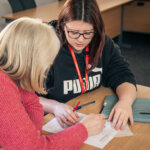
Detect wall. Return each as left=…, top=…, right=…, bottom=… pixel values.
left=0, top=0, right=57, bottom=31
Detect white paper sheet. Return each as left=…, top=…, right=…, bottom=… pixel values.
left=42, top=113, right=86, bottom=133
left=42, top=113, right=133, bottom=149
left=115, top=125, right=133, bottom=137
left=84, top=122, right=118, bottom=149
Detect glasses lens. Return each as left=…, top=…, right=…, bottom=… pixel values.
left=66, top=25, right=95, bottom=39
left=68, top=31, right=80, bottom=39
left=84, top=32, right=95, bottom=39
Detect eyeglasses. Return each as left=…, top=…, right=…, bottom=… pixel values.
left=65, top=25, right=95, bottom=39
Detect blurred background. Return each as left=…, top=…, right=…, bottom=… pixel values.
left=0, top=0, right=57, bottom=31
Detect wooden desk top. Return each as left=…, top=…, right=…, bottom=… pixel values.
left=2, top=0, right=133, bottom=23
left=43, top=84, right=150, bottom=150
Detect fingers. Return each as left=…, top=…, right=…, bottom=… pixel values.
left=80, top=113, right=106, bottom=136
left=68, top=110, right=78, bottom=122
left=74, top=111, right=79, bottom=118
left=58, top=110, right=78, bottom=127
left=112, top=110, right=121, bottom=129
left=108, top=108, right=115, bottom=122
left=57, top=117, right=64, bottom=128
left=54, top=103, right=79, bottom=127
left=121, top=117, right=128, bottom=130
left=120, top=114, right=134, bottom=130
left=115, top=115, right=125, bottom=130
left=57, top=115, right=73, bottom=127
left=111, top=111, right=133, bottom=130
left=65, top=110, right=78, bottom=123
left=129, top=114, right=134, bottom=126
left=108, top=102, right=134, bottom=130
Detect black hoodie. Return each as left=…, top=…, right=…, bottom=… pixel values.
left=41, top=20, right=136, bottom=103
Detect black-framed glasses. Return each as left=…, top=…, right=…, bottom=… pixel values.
left=65, top=25, right=95, bottom=39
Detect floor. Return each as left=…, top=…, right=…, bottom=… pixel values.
left=115, top=32, right=150, bottom=87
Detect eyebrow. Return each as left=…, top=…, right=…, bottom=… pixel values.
left=66, top=26, right=94, bottom=32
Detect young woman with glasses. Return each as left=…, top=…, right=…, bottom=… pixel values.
left=39, top=0, right=137, bottom=131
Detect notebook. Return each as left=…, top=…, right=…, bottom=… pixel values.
left=101, top=95, right=150, bottom=123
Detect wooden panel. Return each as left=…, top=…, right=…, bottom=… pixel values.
left=101, top=6, right=121, bottom=38
left=97, top=0, right=132, bottom=12
left=2, top=0, right=133, bottom=38
left=2, top=0, right=132, bottom=23
left=123, top=1, right=150, bottom=33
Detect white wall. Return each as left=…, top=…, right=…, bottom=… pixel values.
left=0, top=0, right=57, bottom=31
left=0, top=0, right=11, bottom=31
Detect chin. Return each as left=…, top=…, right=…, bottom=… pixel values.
left=75, top=46, right=85, bottom=51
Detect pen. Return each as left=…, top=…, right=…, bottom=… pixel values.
left=73, top=101, right=81, bottom=111
left=99, top=102, right=107, bottom=113
left=76, top=101, right=96, bottom=110
left=140, top=112, right=150, bottom=114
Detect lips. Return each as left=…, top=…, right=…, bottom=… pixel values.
left=75, top=43, right=84, bottom=47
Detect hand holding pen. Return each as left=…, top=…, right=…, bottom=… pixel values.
left=54, top=100, right=96, bottom=128
left=53, top=102, right=79, bottom=128
left=68, top=100, right=106, bottom=136
left=66, top=101, right=80, bottom=122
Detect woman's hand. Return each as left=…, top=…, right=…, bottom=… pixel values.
left=80, top=114, right=106, bottom=136
left=108, top=100, right=134, bottom=130
left=53, top=103, right=79, bottom=128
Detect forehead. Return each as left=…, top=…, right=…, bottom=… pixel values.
left=65, top=20, right=93, bottom=30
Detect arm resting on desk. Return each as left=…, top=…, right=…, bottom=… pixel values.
left=108, top=82, right=136, bottom=130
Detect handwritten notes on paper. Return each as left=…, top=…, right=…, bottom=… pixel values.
left=42, top=113, right=133, bottom=149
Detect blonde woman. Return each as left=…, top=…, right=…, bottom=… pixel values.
left=0, top=17, right=105, bottom=150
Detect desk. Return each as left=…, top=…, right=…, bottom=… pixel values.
left=2, top=0, right=133, bottom=38
left=43, top=85, right=150, bottom=150
left=123, top=0, right=150, bottom=33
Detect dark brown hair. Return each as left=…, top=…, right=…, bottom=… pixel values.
left=58, top=0, right=105, bottom=71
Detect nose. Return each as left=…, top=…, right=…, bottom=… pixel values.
left=77, top=34, right=84, bottom=42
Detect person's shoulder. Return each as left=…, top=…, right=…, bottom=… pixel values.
left=102, top=35, right=112, bottom=55
left=0, top=70, right=11, bottom=82
left=0, top=71, right=20, bottom=100
left=54, top=44, right=69, bottom=60
left=103, top=34, right=120, bottom=53
left=101, top=34, right=121, bottom=64
left=104, top=35, right=113, bottom=47
left=0, top=70, right=17, bottom=90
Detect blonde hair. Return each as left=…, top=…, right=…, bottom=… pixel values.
left=0, top=17, right=60, bottom=94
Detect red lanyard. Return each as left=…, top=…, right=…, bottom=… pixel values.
left=68, top=45, right=89, bottom=94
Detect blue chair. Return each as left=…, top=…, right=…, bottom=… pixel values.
left=8, top=0, right=36, bottom=13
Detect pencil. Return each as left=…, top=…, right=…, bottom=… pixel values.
left=99, top=102, right=107, bottom=113
left=99, top=105, right=105, bottom=113
left=140, top=112, right=150, bottom=114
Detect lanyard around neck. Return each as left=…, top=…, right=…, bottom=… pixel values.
left=68, top=45, right=89, bottom=94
